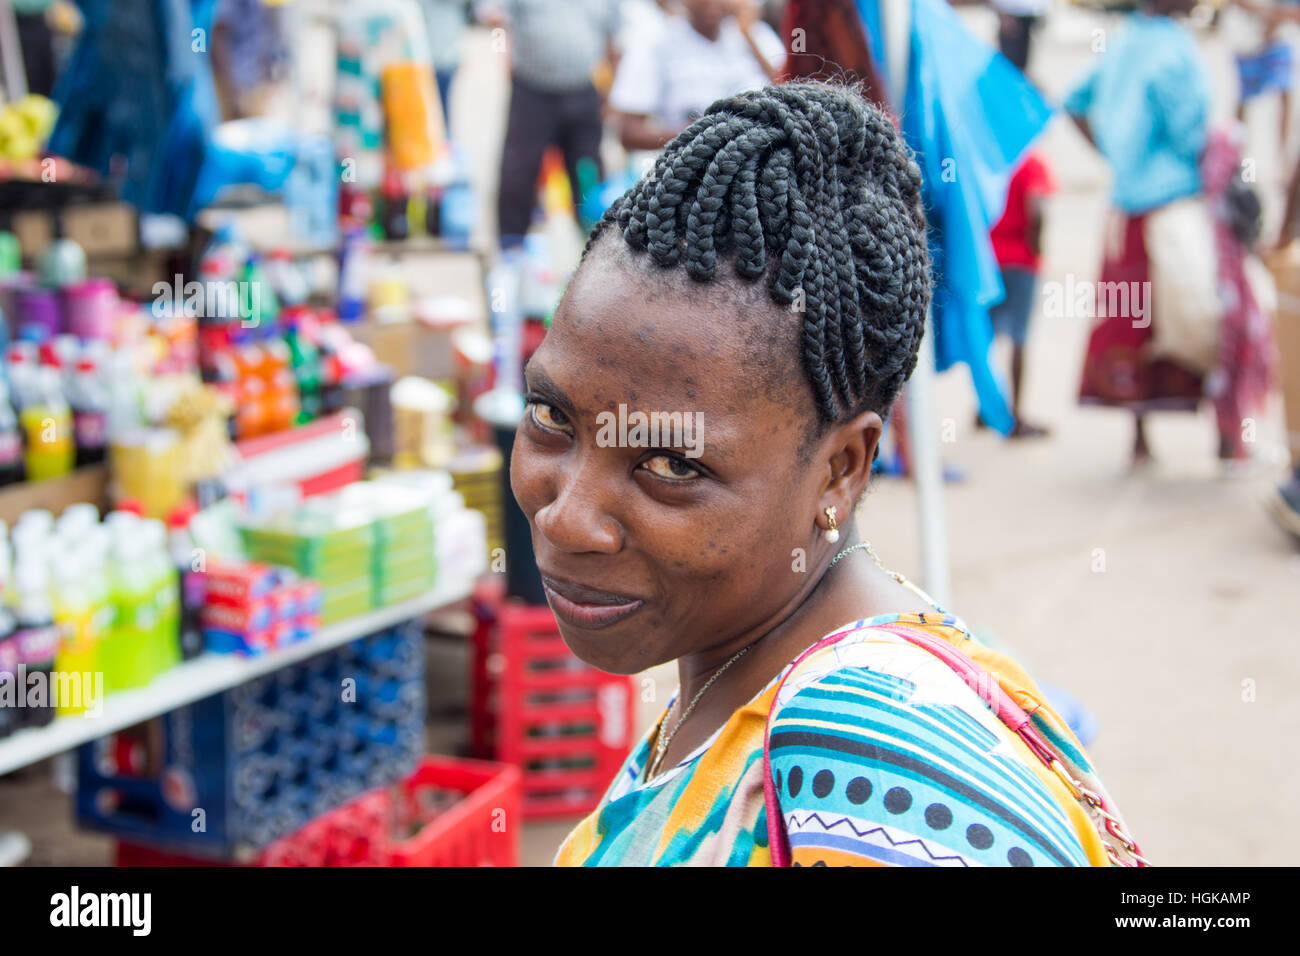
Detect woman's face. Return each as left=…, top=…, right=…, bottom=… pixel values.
left=510, top=246, right=869, bottom=674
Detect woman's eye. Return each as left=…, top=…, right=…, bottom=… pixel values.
left=529, top=402, right=572, bottom=432
left=642, top=454, right=700, bottom=481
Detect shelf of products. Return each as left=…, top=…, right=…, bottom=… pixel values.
left=0, top=567, right=481, bottom=777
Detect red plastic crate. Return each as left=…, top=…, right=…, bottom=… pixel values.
left=468, top=577, right=507, bottom=760
left=496, top=601, right=634, bottom=819
left=259, top=790, right=390, bottom=867
left=114, top=756, right=521, bottom=867
left=115, top=842, right=239, bottom=867
left=385, top=756, right=521, bottom=866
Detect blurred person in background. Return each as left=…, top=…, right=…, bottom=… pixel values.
left=1229, top=0, right=1297, bottom=151
left=478, top=0, right=622, bottom=248
left=1065, top=0, right=1226, bottom=468
left=1231, top=0, right=1300, bottom=247
left=980, top=148, right=1054, bottom=437
left=418, top=1, right=472, bottom=132
left=991, top=0, right=1048, bottom=74
left=210, top=0, right=291, bottom=120
left=608, top=0, right=785, bottom=160
left=1201, top=121, right=1274, bottom=472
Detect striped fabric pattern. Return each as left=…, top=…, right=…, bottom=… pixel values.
left=554, top=613, right=1109, bottom=867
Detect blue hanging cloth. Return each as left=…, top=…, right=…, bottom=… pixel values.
left=857, top=0, right=1054, bottom=434
left=49, top=0, right=293, bottom=221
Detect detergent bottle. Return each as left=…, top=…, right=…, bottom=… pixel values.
left=103, top=516, right=157, bottom=691
left=143, top=519, right=180, bottom=674
left=21, top=365, right=74, bottom=481
left=52, top=547, right=98, bottom=715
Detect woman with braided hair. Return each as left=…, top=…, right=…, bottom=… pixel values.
left=514, top=82, right=1141, bottom=867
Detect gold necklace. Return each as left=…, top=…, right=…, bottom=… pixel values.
left=830, top=540, right=943, bottom=609
left=648, top=644, right=751, bottom=780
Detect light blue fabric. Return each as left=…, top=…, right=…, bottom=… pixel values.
left=51, top=0, right=297, bottom=221
left=1063, top=13, right=1208, bottom=214
left=858, top=0, right=1054, bottom=434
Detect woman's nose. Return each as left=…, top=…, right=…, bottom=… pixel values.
left=533, top=459, right=623, bottom=555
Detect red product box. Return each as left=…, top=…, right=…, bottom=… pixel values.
left=203, top=562, right=278, bottom=606
left=294, top=581, right=322, bottom=617
left=270, top=620, right=293, bottom=650
left=293, top=614, right=321, bottom=642
left=201, top=601, right=274, bottom=635
left=268, top=586, right=297, bottom=622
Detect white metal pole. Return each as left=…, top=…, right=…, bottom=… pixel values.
left=880, top=0, right=951, bottom=606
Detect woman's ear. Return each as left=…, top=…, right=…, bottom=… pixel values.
left=820, top=409, right=883, bottom=518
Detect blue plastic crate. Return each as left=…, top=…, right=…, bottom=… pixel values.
left=75, top=621, right=426, bottom=859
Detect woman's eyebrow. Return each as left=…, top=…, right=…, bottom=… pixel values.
left=522, top=360, right=571, bottom=406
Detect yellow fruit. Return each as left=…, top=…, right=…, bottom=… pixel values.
left=16, top=95, right=57, bottom=141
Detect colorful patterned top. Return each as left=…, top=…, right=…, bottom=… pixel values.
left=554, top=612, right=1115, bottom=866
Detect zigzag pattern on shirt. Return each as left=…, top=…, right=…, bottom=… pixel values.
left=787, top=810, right=971, bottom=865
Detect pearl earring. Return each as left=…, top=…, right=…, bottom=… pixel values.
left=823, top=506, right=839, bottom=543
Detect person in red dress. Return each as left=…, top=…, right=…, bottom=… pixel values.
left=985, top=149, right=1054, bottom=438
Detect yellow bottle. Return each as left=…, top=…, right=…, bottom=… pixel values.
left=22, top=367, right=74, bottom=481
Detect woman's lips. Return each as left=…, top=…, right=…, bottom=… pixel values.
left=540, top=575, right=645, bottom=630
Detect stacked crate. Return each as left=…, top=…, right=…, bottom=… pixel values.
left=76, top=622, right=426, bottom=860
left=114, top=756, right=522, bottom=867
left=469, top=580, right=634, bottom=819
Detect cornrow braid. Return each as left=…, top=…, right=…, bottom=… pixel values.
left=585, top=81, right=930, bottom=425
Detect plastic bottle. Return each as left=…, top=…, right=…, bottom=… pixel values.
left=51, top=334, right=80, bottom=382
left=103, top=517, right=156, bottom=691
left=0, top=521, right=9, bottom=607
left=143, top=519, right=180, bottom=674
left=336, top=228, right=371, bottom=322
left=167, top=505, right=205, bottom=661
left=266, top=250, right=309, bottom=309
left=284, top=312, right=322, bottom=422
left=12, top=510, right=52, bottom=567
left=56, top=502, right=99, bottom=540
left=12, top=561, right=59, bottom=728
left=5, top=342, right=37, bottom=410
left=21, top=365, right=74, bottom=481
left=439, top=146, right=477, bottom=250
left=0, top=602, right=16, bottom=739
left=105, top=348, right=141, bottom=442
left=68, top=356, right=109, bottom=466
left=0, top=378, right=23, bottom=485
left=52, top=548, right=99, bottom=715
left=85, top=526, right=116, bottom=667
left=381, top=164, right=410, bottom=241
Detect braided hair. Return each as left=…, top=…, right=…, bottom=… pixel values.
left=584, top=82, right=930, bottom=429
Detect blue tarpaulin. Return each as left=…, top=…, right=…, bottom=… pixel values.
left=858, top=0, right=1054, bottom=433
left=50, top=0, right=294, bottom=221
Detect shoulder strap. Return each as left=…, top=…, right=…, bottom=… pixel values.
left=762, top=622, right=1149, bottom=867
left=762, top=627, right=859, bottom=868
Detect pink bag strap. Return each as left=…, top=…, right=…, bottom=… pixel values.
left=762, top=623, right=1149, bottom=867
left=762, top=627, right=860, bottom=868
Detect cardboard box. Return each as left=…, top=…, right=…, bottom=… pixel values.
left=61, top=202, right=139, bottom=257
left=11, top=203, right=139, bottom=259
left=350, top=319, right=460, bottom=381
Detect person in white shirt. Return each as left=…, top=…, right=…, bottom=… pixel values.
left=609, top=0, right=787, bottom=157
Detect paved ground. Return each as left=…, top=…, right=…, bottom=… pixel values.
left=3, top=6, right=1297, bottom=867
